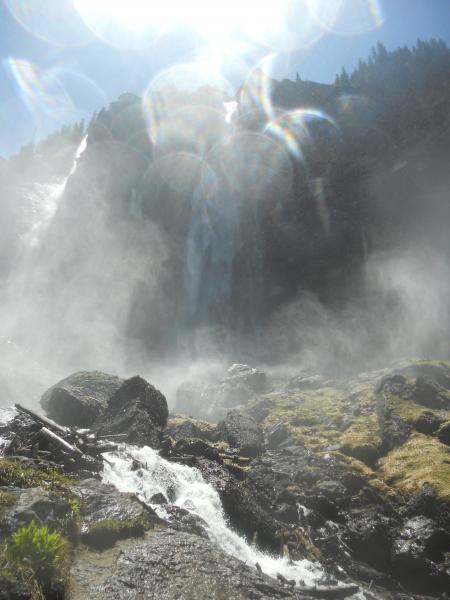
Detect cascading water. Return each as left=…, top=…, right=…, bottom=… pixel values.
left=103, top=444, right=323, bottom=587
left=21, top=134, right=87, bottom=250
left=185, top=183, right=238, bottom=326
left=0, top=134, right=89, bottom=406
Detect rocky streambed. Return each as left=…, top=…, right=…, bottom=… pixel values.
left=0, top=360, right=449, bottom=599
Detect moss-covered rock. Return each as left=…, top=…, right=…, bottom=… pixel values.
left=377, top=432, right=450, bottom=501
left=248, top=360, right=450, bottom=504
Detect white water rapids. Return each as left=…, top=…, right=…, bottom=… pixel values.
left=103, top=444, right=323, bottom=587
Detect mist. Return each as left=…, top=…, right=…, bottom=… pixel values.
left=1, top=45, right=450, bottom=410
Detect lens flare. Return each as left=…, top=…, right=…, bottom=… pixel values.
left=307, top=0, right=384, bottom=37
left=238, top=61, right=275, bottom=127
left=208, top=132, right=293, bottom=201
left=4, top=59, right=75, bottom=136
left=74, top=0, right=289, bottom=50
left=265, top=109, right=338, bottom=160
left=142, top=64, right=233, bottom=150
left=5, top=0, right=92, bottom=47
left=143, top=152, right=216, bottom=199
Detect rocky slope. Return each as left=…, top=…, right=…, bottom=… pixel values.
left=0, top=359, right=449, bottom=599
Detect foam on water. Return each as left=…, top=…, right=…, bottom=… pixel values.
left=0, top=406, right=16, bottom=453
left=103, top=444, right=322, bottom=587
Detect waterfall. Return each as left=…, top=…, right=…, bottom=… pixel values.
left=103, top=444, right=323, bottom=587
left=21, top=134, right=88, bottom=250
left=0, top=134, right=89, bottom=406
left=185, top=184, right=237, bottom=326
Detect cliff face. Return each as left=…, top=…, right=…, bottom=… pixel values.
left=0, top=43, right=449, bottom=379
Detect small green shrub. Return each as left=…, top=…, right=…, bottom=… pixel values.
left=6, top=521, right=66, bottom=593
left=63, top=497, right=81, bottom=541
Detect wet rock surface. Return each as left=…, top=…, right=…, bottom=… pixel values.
left=68, top=528, right=318, bottom=600
left=214, top=409, right=264, bottom=457
left=93, top=375, right=168, bottom=447
left=0, top=486, right=71, bottom=537
left=2, top=360, right=450, bottom=599
left=40, top=371, right=123, bottom=427
left=72, top=478, right=162, bottom=549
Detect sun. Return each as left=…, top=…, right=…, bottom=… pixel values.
left=74, top=0, right=288, bottom=44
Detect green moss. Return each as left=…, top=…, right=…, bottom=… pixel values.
left=247, top=366, right=450, bottom=504
left=378, top=432, right=450, bottom=501
left=82, top=517, right=152, bottom=550
left=340, top=413, right=381, bottom=466
left=387, top=393, right=447, bottom=425
left=0, top=489, right=16, bottom=508
left=0, top=459, right=76, bottom=493
left=256, top=388, right=346, bottom=452
left=168, top=415, right=215, bottom=437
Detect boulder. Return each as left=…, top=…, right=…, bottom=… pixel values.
left=437, top=421, right=450, bottom=445
left=288, top=373, right=328, bottom=390
left=412, top=376, right=450, bottom=410
left=414, top=411, right=442, bottom=435
left=165, top=415, right=213, bottom=441
left=225, top=364, right=267, bottom=394
left=391, top=516, right=450, bottom=593
left=214, top=410, right=264, bottom=457
left=0, top=486, right=71, bottom=537
left=344, top=511, right=393, bottom=573
left=93, top=376, right=168, bottom=448
left=41, top=371, right=123, bottom=427
left=173, top=438, right=221, bottom=462
left=175, top=364, right=267, bottom=421
left=72, top=478, right=161, bottom=550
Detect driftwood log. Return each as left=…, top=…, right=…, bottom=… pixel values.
left=9, top=403, right=119, bottom=470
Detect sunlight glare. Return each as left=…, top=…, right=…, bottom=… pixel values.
left=74, top=0, right=288, bottom=42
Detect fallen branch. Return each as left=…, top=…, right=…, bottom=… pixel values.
left=40, top=427, right=82, bottom=457
left=15, top=404, right=71, bottom=436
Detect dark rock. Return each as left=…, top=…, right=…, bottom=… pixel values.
left=72, top=478, right=161, bottom=550
left=93, top=376, right=168, bottom=448
left=0, top=576, right=31, bottom=600
left=379, top=407, right=411, bottom=453
left=0, top=486, right=71, bottom=537
left=302, top=494, right=340, bottom=521
left=161, top=505, right=209, bottom=538
left=275, top=502, right=299, bottom=524
left=149, top=492, right=168, bottom=504
left=344, top=511, right=393, bottom=573
left=165, top=418, right=211, bottom=441
left=340, top=442, right=379, bottom=468
left=412, top=376, right=450, bottom=410
left=391, top=516, right=450, bottom=593
left=341, top=472, right=366, bottom=495
left=40, top=371, right=123, bottom=427
left=414, top=411, right=442, bottom=435
left=173, top=438, right=220, bottom=462
left=437, top=421, right=450, bottom=445
left=288, top=374, right=328, bottom=390
left=225, top=364, right=268, bottom=394
left=400, top=362, right=450, bottom=390
left=404, top=483, right=441, bottom=520
left=214, top=410, right=264, bottom=457
left=195, top=458, right=282, bottom=552
left=314, top=480, right=347, bottom=502
left=266, top=419, right=290, bottom=449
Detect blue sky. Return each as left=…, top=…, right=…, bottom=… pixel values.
left=0, top=0, right=449, bottom=157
